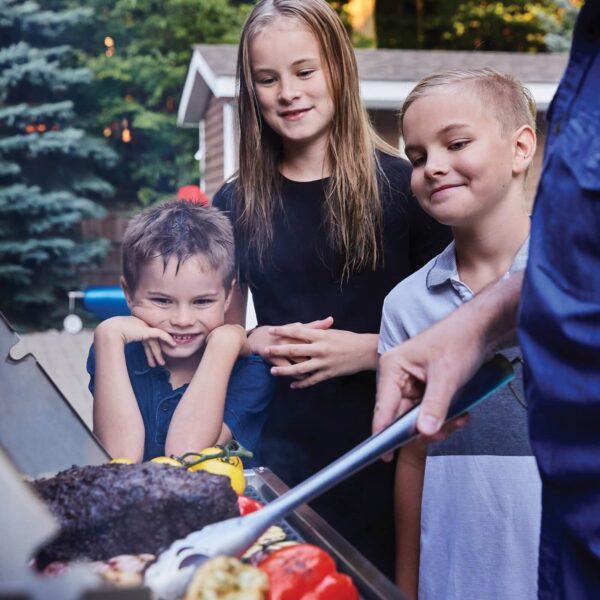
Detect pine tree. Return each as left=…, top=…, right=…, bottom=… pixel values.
left=0, top=0, right=117, bottom=330
left=55, top=0, right=252, bottom=207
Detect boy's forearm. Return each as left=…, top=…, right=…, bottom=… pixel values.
left=165, top=328, right=244, bottom=456
left=93, top=323, right=145, bottom=461
left=394, top=444, right=427, bottom=599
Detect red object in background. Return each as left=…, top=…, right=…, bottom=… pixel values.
left=258, top=544, right=358, bottom=600
left=177, top=185, right=208, bottom=206
left=238, top=495, right=264, bottom=515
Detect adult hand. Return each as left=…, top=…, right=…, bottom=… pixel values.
left=97, top=315, right=175, bottom=368
left=248, top=317, right=334, bottom=367
left=373, top=271, right=522, bottom=439
left=266, top=324, right=379, bottom=388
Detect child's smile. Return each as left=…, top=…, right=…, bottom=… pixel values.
left=250, top=18, right=334, bottom=154
left=403, top=85, right=516, bottom=227
left=123, top=255, right=232, bottom=367
left=170, top=333, right=201, bottom=345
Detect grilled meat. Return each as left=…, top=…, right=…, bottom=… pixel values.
left=31, top=463, right=240, bottom=566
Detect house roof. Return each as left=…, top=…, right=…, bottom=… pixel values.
left=178, top=43, right=568, bottom=126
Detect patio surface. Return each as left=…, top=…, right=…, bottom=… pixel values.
left=11, top=329, right=94, bottom=429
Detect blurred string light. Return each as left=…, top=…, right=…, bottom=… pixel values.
left=121, top=118, right=131, bottom=143
left=101, top=119, right=132, bottom=143
left=24, top=123, right=49, bottom=133
left=104, top=36, right=115, bottom=57
left=100, top=38, right=132, bottom=143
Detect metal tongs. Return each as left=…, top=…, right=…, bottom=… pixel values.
left=145, top=354, right=514, bottom=599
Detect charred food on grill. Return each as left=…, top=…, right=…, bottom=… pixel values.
left=31, top=463, right=240, bottom=566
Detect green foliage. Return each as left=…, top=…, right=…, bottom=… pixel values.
left=53, top=0, right=252, bottom=207
left=0, top=0, right=116, bottom=329
left=534, top=0, right=580, bottom=51
left=373, top=0, right=580, bottom=52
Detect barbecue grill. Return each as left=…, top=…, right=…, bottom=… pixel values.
left=0, top=311, right=405, bottom=600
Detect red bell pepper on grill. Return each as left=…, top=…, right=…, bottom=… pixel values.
left=258, top=544, right=358, bottom=600
left=303, top=572, right=359, bottom=600
left=238, top=495, right=264, bottom=515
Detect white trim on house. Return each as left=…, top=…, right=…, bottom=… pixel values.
left=222, top=102, right=236, bottom=181
left=214, top=76, right=236, bottom=98
left=178, top=51, right=226, bottom=126
left=197, top=119, right=206, bottom=190
left=360, top=80, right=559, bottom=110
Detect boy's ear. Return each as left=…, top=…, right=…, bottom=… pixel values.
left=120, top=276, right=134, bottom=308
left=512, top=125, right=537, bottom=175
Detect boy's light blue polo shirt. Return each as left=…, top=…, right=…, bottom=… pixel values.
left=87, top=343, right=274, bottom=464
left=379, top=238, right=528, bottom=348
left=379, top=238, right=541, bottom=600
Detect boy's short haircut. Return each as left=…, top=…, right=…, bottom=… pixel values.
left=400, top=68, right=537, bottom=137
left=122, top=199, right=235, bottom=293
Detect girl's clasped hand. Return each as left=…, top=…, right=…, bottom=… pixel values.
left=262, top=319, right=379, bottom=388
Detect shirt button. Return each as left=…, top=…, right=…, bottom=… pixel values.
left=161, top=405, right=169, bottom=412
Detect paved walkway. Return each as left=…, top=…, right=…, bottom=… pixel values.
left=11, top=330, right=94, bottom=429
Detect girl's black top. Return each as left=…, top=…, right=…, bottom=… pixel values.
left=213, top=152, right=451, bottom=576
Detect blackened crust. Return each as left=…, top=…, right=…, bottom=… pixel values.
left=31, top=463, right=240, bottom=566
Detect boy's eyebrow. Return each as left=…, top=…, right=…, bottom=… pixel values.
left=438, top=123, right=471, bottom=134
left=146, top=290, right=221, bottom=298
left=404, top=123, right=472, bottom=154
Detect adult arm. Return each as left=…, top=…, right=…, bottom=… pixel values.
left=373, top=270, right=523, bottom=438
left=92, top=316, right=176, bottom=462
left=165, top=324, right=248, bottom=456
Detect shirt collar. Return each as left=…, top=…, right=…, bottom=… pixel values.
left=426, top=241, right=458, bottom=289
left=133, top=362, right=169, bottom=379
left=426, top=236, right=529, bottom=290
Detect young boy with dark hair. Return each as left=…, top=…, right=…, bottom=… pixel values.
left=88, top=200, right=273, bottom=462
left=379, top=69, right=541, bottom=599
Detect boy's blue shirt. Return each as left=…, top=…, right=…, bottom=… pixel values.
left=87, top=342, right=274, bottom=464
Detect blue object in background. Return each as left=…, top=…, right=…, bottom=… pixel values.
left=82, top=286, right=129, bottom=320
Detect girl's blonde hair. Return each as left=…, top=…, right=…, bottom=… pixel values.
left=399, top=68, right=537, bottom=137
left=235, top=0, right=398, bottom=276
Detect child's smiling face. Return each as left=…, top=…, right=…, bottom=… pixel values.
left=250, top=17, right=335, bottom=155
left=123, top=255, right=232, bottom=365
left=402, top=84, right=518, bottom=228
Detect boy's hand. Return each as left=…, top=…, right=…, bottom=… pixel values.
left=95, top=316, right=175, bottom=367
left=206, top=324, right=250, bottom=356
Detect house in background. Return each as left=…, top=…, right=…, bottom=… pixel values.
left=178, top=44, right=568, bottom=206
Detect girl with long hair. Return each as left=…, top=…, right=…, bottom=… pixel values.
left=213, top=0, right=450, bottom=577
